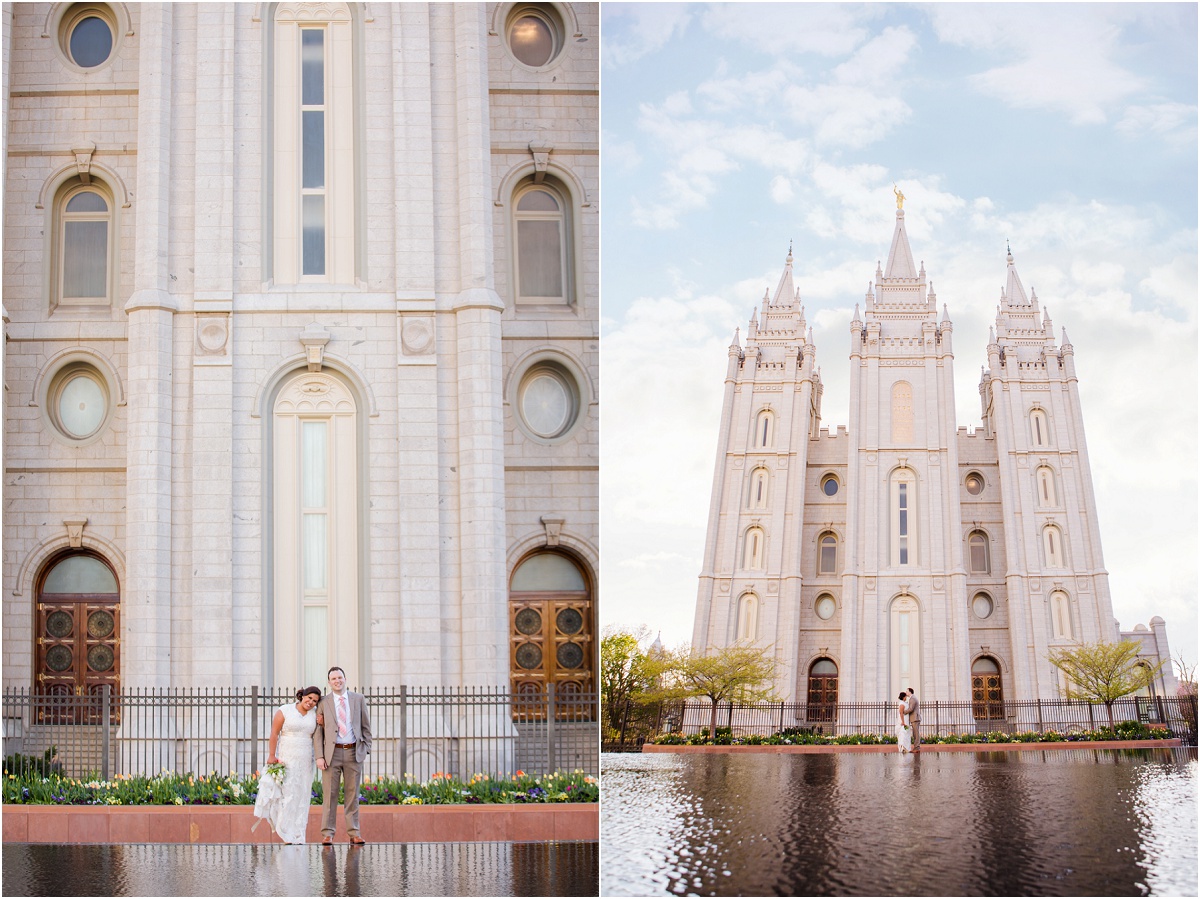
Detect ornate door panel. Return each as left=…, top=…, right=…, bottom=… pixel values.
left=971, top=673, right=1004, bottom=720
left=35, top=553, right=120, bottom=723
left=806, top=675, right=837, bottom=722
left=509, top=595, right=594, bottom=719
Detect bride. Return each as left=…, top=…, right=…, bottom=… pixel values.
left=254, top=686, right=321, bottom=843
left=896, top=691, right=913, bottom=753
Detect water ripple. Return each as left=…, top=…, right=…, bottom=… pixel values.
left=601, top=748, right=1197, bottom=896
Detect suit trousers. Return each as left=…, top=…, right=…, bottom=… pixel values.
left=321, top=746, right=362, bottom=837
left=910, top=720, right=921, bottom=747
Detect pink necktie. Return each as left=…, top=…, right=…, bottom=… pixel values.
left=337, top=696, right=349, bottom=740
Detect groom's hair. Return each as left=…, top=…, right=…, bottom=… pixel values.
left=907, top=687, right=915, bottom=694
left=327, top=666, right=345, bottom=678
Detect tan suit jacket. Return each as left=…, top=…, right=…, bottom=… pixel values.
left=313, top=690, right=372, bottom=765
left=906, top=693, right=921, bottom=723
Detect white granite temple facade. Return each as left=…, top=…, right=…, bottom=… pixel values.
left=692, top=204, right=1176, bottom=706
left=2, top=3, right=598, bottom=697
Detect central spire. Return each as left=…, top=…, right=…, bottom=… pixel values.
left=884, top=206, right=917, bottom=280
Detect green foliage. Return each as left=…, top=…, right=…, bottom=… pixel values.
left=650, top=642, right=779, bottom=738
left=3, top=746, right=63, bottom=778
left=1049, top=641, right=1166, bottom=726
left=600, top=626, right=659, bottom=742
left=1, top=768, right=598, bottom=806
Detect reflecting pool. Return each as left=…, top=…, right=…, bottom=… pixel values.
left=2, top=841, right=598, bottom=897
left=601, top=749, right=1197, bottom=896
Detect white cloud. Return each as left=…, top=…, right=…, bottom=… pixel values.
left=928, top=5, right=1147, bottom=124
left=769, top=176, right=795, bottom=204
left=1116, top=102, right=1198, bottom=146
left=700, top=2, right=874, bottom=57
left=602, top=3, right=694, bottom=68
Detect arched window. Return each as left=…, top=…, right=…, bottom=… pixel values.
left=271, top=2, right=357, bottom=284
left=272, top=370, right=360, bottom=687
left=743, top=526, right=765, bottom=570
left=509, top=550, right=594, bottom=709
left=1030, top=408, right=1050, bottom=447
left=890, top=469, right=916, bottom=566
left=967, top=530, right=990, bottom=574
left=1043, top=524, right=1064, bottom=568
left=35, top=551, right=120, bottom=719
left=53, top=182, right=114, bottom=310
left=807, top=658, right=838, bottom=722
left=1037, top=466, right=1057, bottom=507
left=891, top=382, right=914, bottom=443
left=736, top=593, right=758, bottom=643
left=513, top=179, right=572, bottom=306
left=754, top=410, right=774, bottom=448
left=1050, top=590, right=1073, bottom=640
left=971, top=656, right=1004, bottom=720
left=749, top=467, right=769, bottom=509
left=889, top=595, right=921, bottom=699
left=818, top=532, right=838, bottom=576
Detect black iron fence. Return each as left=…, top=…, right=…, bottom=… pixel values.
left=2, top=685, right=599, bottom=780
left=610, top=694, right=1197, bottom=747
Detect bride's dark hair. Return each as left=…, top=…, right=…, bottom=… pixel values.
left=296, top=686, right=322, bottom=701
left=898, top=691, right=907, bottom=701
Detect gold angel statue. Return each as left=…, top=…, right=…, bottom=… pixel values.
left=893, top=184, right=905, bottom=209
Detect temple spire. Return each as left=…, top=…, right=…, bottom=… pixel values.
left=884, top=206, right=917, bottom=279
left=771, top=245, right=796, bottom=306
left=1004, top=244, right=1029, bottom=305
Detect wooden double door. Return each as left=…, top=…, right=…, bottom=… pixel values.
left=35, top=553, right=120, bottom=723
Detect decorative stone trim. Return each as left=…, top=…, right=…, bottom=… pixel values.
left=2, top=804, right=598, bottom=845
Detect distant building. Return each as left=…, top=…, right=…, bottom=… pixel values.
left=2, top=2, right=598, bottom=700
left=692, top=202, right=1176, bottom=707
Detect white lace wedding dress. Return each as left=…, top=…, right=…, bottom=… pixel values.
left=897, top=704, right=913, bottom=753
left=253, top=703, right=317, bottom=843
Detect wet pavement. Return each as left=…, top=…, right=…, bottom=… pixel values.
left=2, top=840, right=599, bottom=897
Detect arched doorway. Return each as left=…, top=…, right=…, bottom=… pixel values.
left=971, top=656, right=1004, bottom=721
left=509, top=550, right=594, bottom=718
left=34, top=551, right=120, bottom=723
left=806, top=658, right=838, bottom=722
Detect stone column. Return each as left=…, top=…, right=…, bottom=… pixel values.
left=123, top=3, right=176, bottom=688
left=448, top=3, right=508, bottom=690
left=190, top=2, right=236, bottom=686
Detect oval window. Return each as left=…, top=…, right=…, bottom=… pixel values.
left=60, top=5, right=119, bottom=69
left=46, top=362, right=112, bottom=442
left=965, top=473, right=984, bottom=496
left=821, top=475, right=839, bottom=497
left=506, top=5, right=563, bottom=68
left=815, top=595, right=836, bottom=620
left=972, top=594, right=994, bottom=620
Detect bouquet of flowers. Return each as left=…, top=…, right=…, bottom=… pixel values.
left=264, top=761, right=287, bottom=785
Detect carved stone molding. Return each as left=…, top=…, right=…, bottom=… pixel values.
left=540, top=516, right=565, bottom=547
left=529, top=143, right=552, bottom=183
left=399, top=314, right=435, bottom=356
left=64, top=518, right=87, bottom=549
left=195, top=313, right=230, bottom=357
left=299, top=322, right=331, bottom=372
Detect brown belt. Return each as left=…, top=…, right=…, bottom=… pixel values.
left=335, top=743, right=356, bottom=749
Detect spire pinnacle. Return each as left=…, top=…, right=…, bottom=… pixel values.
left=883, top=204, right=917, bottom=278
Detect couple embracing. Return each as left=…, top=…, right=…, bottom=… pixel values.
left=896, top=688, right=921, bottom=754
left=253, top=666, right=373, bottom=844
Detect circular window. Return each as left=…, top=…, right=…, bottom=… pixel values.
left=972, top=594, right=994, bottom=620
left=556, top=608, right=584, bottom=635
left=515, top=643, right=543, bottom=670
left=59, top=4, right=120, bottom=70
left=965, top=473, right=984, bottom=496
left=514, top=607, right=542, bottom=636
left=815, top=595, right=837, bottom=620
left=821, top=475, right=839, bottom=497
left=513, top=358, right=584, bottom=443
left=46, top=645, right=74, bottom=673
left=45, top=610, right=74, bottom=639
left=556, top=642, right=584, bottom=669
left=505, top=4, right=564, bottom=68
left=87, top=610, right=115, bottom=639
left=87, top=644, right=115, bottom=673
left=46, top=362, right=112, bottom=442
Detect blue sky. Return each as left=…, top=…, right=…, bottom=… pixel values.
left=600, top=3, right=1198, bottom=670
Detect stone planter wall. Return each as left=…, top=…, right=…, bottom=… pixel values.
left=2, top=803, right=598, bottom=844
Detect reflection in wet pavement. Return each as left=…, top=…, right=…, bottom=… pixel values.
left=2, top=840, right=598, bottom=897
left=602, top=748, right=1197, bottom=896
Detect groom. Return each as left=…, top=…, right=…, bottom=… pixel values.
left=904, top=687, right=921, bottom=752
left=314, top=665, right=372, bottom=845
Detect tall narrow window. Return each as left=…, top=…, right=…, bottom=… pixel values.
left=743, top=527, right=764, bottom=570
left=891, top=469, right=916, bottom=566
left=513, top=181, right=571, bottom=305
left=1037, top=466, right=1057, bottom=507
left=54, top=183, right=114, bottom=310
left=755, top=410, right=774, bottom=448
left=1043, top=525, right=1064, bottom=568
left=1051, top=591, right=1073, bottom=640
left=272, top=3, right=355, bottom=284
left=736, top=594, right=758, bottom=642
left=749, top=468, right=769, bottom=509
left=1030, top=409, right=1049, bottom=447
left=890, top=595, right=921, bottom=700
left=273, top=371, right=359, bottom=687
left=891, top=382, right=914, bottom=443
left=818, top=533, right=838, bottom=575
left=968, top=531, right=990, bottom=574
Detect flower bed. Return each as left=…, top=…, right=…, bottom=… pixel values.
left=2, top=768, right=597, bottom=807
left=649, top=720, right=1178, bottom=747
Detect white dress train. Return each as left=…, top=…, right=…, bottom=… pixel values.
left=253, top=703, right=317, bottom=843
